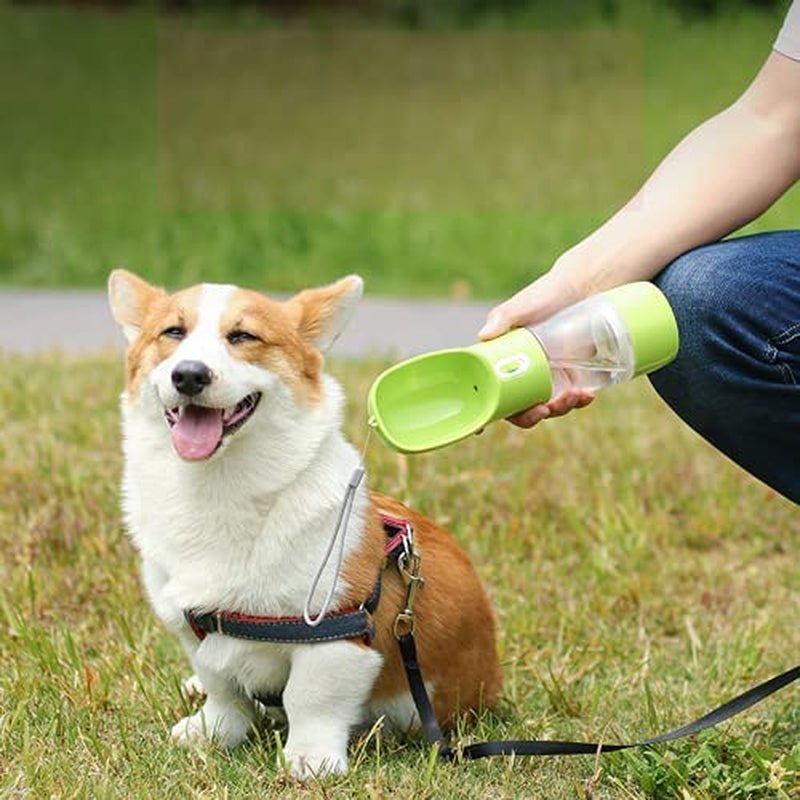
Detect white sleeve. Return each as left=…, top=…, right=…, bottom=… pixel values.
left=774, top=1, right=800, bottom=61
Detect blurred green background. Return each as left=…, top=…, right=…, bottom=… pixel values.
left=1, top=0, right=797, bottom=297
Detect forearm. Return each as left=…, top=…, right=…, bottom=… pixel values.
left=480, top=50, right=800, bottom=427
left=480, top=52, right=800, bottom=340
left=554, top=52, right=800, bottom=295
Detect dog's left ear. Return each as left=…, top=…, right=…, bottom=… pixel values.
left=286, top=275, right=363, bottom=353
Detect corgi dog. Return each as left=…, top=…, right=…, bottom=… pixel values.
left=107, top=269, right=501, bottom=778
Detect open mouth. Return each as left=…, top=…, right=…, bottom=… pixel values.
left=164, top=392, right=262, bottom=461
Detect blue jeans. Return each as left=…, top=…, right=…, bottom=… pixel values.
left=649, top=230, right=800, bottom=504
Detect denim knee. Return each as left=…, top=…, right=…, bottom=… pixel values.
left=648, top=231, right=800, bottom=502
left=651, top=239, right=759, bottom=428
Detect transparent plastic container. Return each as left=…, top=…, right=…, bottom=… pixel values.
left=530, top=294, right=635, bottom=399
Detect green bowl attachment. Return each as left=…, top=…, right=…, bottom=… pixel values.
left=367, top=328, right=550, bottom=454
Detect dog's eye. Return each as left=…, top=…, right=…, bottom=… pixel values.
left=160, top=326, right=186, bottom=340
left=227, top=330, right=259, bottom=345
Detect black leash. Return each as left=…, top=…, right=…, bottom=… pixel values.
left=397, top=631, right=800, bottom=760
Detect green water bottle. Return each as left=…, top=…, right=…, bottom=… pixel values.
left=368, top=282, right=679, bottom=453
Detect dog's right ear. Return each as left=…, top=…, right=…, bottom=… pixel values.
left=108, top=269, right=165, bottom=344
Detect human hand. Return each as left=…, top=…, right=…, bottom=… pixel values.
left=478, top=268, right=595, bottom=428
left=504, top=387, right=595, bottom=428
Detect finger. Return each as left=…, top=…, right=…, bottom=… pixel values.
left=478, top=283, right=545, bottom=340
left=505, top=389, right=595, bottom=429
left=507, top=404, right=551, bottom=429
left=547, top=392, right=581, bottom=417
left=546, top=389, right=595, bottom=417
left=478, top=306, right=512, bottom=340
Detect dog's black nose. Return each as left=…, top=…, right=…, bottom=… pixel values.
left=171, top=360, right=213, bottom=396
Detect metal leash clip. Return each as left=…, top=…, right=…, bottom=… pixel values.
left=394, top=546, right=425, bottom=638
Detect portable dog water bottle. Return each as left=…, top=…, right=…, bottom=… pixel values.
left=367, top=282, right=679, bottom=453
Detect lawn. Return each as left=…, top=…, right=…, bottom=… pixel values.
left=1, top=352, right=799, bottom=798
left=1, top=3, right=799, bottom=297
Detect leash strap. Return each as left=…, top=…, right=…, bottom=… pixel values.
left=396, top=633, right=453, bottom=755
left=398, top=630, right=800, bottom=759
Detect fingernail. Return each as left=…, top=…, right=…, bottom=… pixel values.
left=478, top=320, right=496, bottom=338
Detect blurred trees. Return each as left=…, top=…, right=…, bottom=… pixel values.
left=12, top=0, right=788, bottom=24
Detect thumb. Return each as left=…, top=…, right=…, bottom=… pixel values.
left=478, top=306, right=512, bottom=340
left=479, top=272, right=571, bottom=341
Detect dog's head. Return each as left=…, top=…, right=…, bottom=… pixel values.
left=108, top=270, right=362, bottom=462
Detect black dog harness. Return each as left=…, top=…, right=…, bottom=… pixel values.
left=184, top=513, right=800, bottom=761
left=185, top=581, right=381, bottom=646
left=184, top=512, right=412, bottom=647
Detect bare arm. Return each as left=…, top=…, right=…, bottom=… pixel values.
left=480, top=50, right=800, bottom=427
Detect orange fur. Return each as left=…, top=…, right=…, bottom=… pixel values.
left=342, top=494, right=502, bottom=725
left=108, top=270, right=203, bottom=398
left=285, top=277, right=362, bottom=351
left=110, top=273, right=361, bottom=407
left=125, top=287, right=202, bottom=396
left=223, top=289, right=324, bottom=406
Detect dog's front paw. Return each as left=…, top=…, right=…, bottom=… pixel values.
left=171, top=712, right=212, bottom=746
left=282, top=746, right=348, bottom=779
left=181, top=673, right=206, bottom=700
left=170, top=706, right=251, bottom=749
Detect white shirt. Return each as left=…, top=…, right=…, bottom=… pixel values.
left=774, top=1, right=800, bottom=60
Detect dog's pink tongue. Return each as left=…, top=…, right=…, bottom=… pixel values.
left=171, top=405, right=224, bottom=461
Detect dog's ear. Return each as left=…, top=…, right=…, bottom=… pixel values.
left=286, top=275, right=363, bottom=353
left=108, top=269, right=166, bottom=344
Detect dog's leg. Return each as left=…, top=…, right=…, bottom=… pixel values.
left=171, top=667, right=256, bottom=749
left=281, top=641, right=382, bottom=778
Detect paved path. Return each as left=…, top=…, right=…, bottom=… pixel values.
left=0, top=289, right=494, bottom=359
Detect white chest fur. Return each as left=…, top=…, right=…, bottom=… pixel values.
left=120, top=374, right=368, bottom=634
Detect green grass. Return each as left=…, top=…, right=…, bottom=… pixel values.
left=2, top=352, right=799, bottom=798
left=1, top=4, right=799, bottom=296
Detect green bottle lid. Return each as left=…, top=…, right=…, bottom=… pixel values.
left=602, top=282, right=680, bottom=376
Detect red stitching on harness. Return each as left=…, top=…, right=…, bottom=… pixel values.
left=222, top=606, right=364, bottom=625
